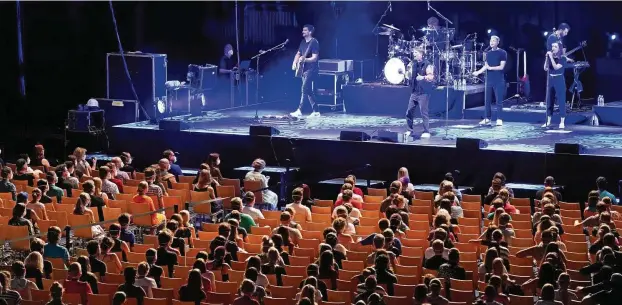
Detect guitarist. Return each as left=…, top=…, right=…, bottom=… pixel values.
left=290, top=24, right=321, bottom=118
left=546, top=23, right=574, bottom=62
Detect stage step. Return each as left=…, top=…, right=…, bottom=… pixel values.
left=463, top=104, right=594, bottom=125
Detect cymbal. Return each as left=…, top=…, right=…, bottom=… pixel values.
left=451, top=44, right=463, bottom=49
left=381, top=24, right=400, bottom=31
left=377, top=31, right=393, bottom=36
left=420, top=27, right=455, bottom=33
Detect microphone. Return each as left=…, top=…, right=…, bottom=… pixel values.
left=427, top=0, right=430, bottom=10
left=389, top=1, right=392, bottom=12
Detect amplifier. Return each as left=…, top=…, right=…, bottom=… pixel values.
left=319, top=59, right=353, bottom=73
left=67, top=110, right=105, bottom=132
left=94, top=98, right=139, bottom=128
left=107, top=52, right=167, bottom=119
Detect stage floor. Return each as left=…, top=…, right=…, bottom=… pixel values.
left=119, top=104, right=622, bottom=157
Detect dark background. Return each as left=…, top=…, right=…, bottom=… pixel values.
left=0, top=1, right=619, bottom=159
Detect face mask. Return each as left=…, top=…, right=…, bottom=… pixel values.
left=216, top=159, right=221, bottom=166
left=27, top=158, right=31, bottom=165
left=228, top=50, right=234, bottom=57
left=172, top=156, right=177, bottom=163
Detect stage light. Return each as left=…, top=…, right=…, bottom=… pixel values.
left=611, top=34, right=617, bottom=41
left=543, top=31, right=549, bottom=37
left=487, top=29, right=492, bottom=34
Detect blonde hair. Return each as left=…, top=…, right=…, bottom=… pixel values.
left=397, top=167, right=409, bottom=179
left=138, top=181, right=149, bottom=195
left=24, top=252, right=44, bottom=272
left=92, top=177, right=103, bottom=196
left=73, top=147, right=87, bottom=159
left=252, top=159, right=266, bottom=171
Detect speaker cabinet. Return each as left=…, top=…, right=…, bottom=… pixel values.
left=377, top=130, right=401, bottom=143
left=159, top=119, right=190, bottom=131
left=340, top=131, right=371, bottom=142
left=554, top=143, right=585, bottom=155
left=456, top=137, right=488, bottom=151
left=249, top=125, right=280, bottom=136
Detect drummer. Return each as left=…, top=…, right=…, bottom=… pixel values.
left=425, top=17, right=447, bottom=50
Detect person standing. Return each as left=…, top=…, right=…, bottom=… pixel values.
left=473, top=36, right=507, bottom=126
left=405, top=47, right=436, bottom=139
left=290, top=24, right=320, bottom=119
left=219, top=44, right=237, bottom=75
left=542, top=42, right=568, bottom=129
left=546, top=23, right=570, bottom=52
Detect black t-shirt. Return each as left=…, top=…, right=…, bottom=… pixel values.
left=156, top=247, right=178, bottom=277
left=147, top=264, right=163, bottom=288
left=178, top=285, right=207, bottom=305
left=171, top=237, right=186, bottom=256
left=26, top=267, right=45, bottom=290
left=13, top=173, right=35, bottom=186
left=89, top=256, right=107, bottom=278
left=40, top=195, right=53, bottom=204
left=534, top=189, right=562, bottom=201
left=298, top=38, right=320, bottom=72
left=485, top=48, right=507, bottom=83
left=424, top=254, right=448, bottom=270
left=546, top=33, right=564, bottom=51
left=547, top=56, right=567, bottom=76
left=220, top=55, right=236, bottom=73
left=80, top=272, right=99, bottom=294
left=117, top=283, right=146, bottom=305
left=411, top=59, right=436, bottom=94
left=56, top=178, right=73, bottom=197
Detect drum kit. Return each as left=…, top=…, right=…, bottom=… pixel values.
left=378, top=23, right=487, bottom=86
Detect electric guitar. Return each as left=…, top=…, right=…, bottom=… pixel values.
left=563, top=40, right=587, bottom=61
left=294, top=38, right=316, bottom=78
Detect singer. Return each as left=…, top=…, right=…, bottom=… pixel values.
left=542, top=42, right=568, bottom=129
left=473, top=35, right=507, bottom=126
left=290, top=24, right=321, bottom=119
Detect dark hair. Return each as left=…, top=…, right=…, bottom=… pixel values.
left=124, top=267, right=137, bottom=284
left=113, top=292, right=126, bottom=305
left=158, top=229, right=173, bottom=246
left=414, top=284, right=428, bottom=301
left=11, top=261, right=25, bottom=277
left=77, top=256, right=90, bottom=274
left=192, top=258, right=207, bottom=273
left=1, top=167, right=11, bottom=179
left=558, top=23, right=570, bottom=31
left=12, top=203, right=26, bottom=219
left=47, top=226, right=62, bottom=244
left=86, top=240, right=100, bottom=256
left=544, top=176, right=555, bottom=186
left=118, top=213, right=131, bottom=226
left=245, top=267, right=258, bottom=282
left=597, top=176, right=608, bottom=189
left=146, top=248, right=157, bottom=263
left=303, top=24, right=315, bottom=34
left=538, top=262, right=557, bottom=289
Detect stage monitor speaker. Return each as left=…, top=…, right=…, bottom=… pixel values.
left=159, top=119, right=190, bottom=131
left=250, top=125, right=280, bottom=136
left=377, top=130, right=401, bottom=143
left=340, top=131, right=371, bottom=142
left=456, top=137, right=488, bottom=151
left=554, top=143, right=585, bottom=155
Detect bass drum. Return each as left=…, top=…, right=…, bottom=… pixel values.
left=383, top=57, right=412, bottom=85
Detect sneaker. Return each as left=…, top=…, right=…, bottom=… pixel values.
left=421, top=132, right=431, bottom=139
left=308, top=111, right=321, bottom=118
left=479, top=118, right=491, bottom=125
left=496, top=119, right=503, bottom=126
left=559, top=122, right=565, bottom=129
left=290, top=109, right=302, bottom=117
left=541, top=122, right=550, bottom=128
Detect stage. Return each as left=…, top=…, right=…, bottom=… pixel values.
left=109, top=101, right=622, bottom=202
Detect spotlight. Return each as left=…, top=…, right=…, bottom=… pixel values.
left=611, top=34, right=617, bottom=41
left=487, top=29, right=492, bottom=34
left=543, top=31, right=549, bottom=37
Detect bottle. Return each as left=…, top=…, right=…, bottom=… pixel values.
left=461, top=79, right=466, bottom=89
left=598, top=95, right=605, bottom=106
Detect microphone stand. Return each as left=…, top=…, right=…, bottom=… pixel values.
left=428, top=1, right=454, bottom=140
left=371, top=1, right=391, bottom=80
left=249, top=40, right=288, bottom=123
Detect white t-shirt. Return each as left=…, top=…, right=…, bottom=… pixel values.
left=332, top=206, right=362, bottom=219
left=424, top=247, right=450, bottom=260
left=135, top=277, right=157, bottom=297
left=242, top=206, right=265, bottom=220
left=286, top=202, right=312, bottom=222
left=337, top=192, right=364, bottom=202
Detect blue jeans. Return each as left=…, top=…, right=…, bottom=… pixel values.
left=298, top=70, right=318, bottom=112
